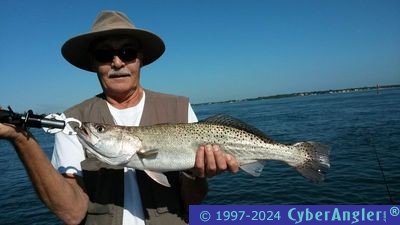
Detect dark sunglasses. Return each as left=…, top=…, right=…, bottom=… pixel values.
left=92, top=47, right=138, bottom=63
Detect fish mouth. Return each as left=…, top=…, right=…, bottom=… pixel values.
left=75, top=125, right=98, bottom=147
left=76, top=127, right=87, bottom=144
left=75, top=124, right=129, bottom=165
left=76, top=125, right=91, bottom=141
left=78, top=126, right=89, bottom=136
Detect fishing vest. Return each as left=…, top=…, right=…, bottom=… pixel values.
left=64, top=89, right=190, bottom=225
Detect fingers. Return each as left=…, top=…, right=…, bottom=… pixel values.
left=194, top=144, right=239, bottom=178
left=204, top=144, right=227, bottom=177
left=210, top=145, right=228, bottom=175
left=204, top=145, right=216, bottom=177
left=225, top=153, right=239, bottom=173
left=194, top=145, right=206, bottom=177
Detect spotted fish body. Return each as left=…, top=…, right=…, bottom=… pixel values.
left=77, top=115, right=330, bottom=185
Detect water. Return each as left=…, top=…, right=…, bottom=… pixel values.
left=1, top=88, right=399, bottom=224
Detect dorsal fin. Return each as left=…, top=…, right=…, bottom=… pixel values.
left=200, top=114, right=275, bottom=143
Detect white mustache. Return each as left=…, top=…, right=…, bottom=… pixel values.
left=108, top=68, right=132, bottom=77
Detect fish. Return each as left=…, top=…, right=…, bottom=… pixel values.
left=76, top=115, right=330, bottom=187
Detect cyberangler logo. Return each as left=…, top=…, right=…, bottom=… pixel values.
left=288, top=207, right=387, bottom=224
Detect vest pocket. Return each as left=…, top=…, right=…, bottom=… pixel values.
left=81, top=157, right=125, bottom=224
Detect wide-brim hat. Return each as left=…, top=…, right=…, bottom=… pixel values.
left=61, top=10, right=165, bottom=72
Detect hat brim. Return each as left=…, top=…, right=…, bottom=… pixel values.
left=61, top=28, right=165, bottom=72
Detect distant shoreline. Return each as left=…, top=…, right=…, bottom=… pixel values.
left=194, top=84, right=400, bottom=106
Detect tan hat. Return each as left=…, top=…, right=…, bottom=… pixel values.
left=61, top=10, right=165, bottom=72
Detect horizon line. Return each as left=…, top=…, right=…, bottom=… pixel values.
left=193, top=83, right=400, bottom=106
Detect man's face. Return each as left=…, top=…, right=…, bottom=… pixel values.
left=91, top=36, right=142, bottom=97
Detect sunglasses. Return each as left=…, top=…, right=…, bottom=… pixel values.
left=92, top=47, right=138, bottom=63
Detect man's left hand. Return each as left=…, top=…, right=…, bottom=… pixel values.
left=193, top=144, right=239, bottom=178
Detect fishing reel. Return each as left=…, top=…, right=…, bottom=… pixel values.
left=0, top=106, right=65, bottom=131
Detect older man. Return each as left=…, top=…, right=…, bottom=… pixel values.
left=0, top=10, right=238, bottom=225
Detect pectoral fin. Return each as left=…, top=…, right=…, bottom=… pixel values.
left=137, top=149, right=158, bottom=158
left=144, top=170, right=171, bottom=187
left=240, top=161, right=266, bottom=177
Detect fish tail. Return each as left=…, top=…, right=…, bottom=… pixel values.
left=292, top=141, right=330, bottom=183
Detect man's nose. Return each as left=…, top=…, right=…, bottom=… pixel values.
left=111, top=56, right=125, bottom=68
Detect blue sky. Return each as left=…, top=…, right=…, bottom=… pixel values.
left=0, top=0, right=399, bottom=113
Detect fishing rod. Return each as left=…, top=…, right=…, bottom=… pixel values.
left=0, top=106, right=66, bottom=131
left=369, top=136, right=395, bottom=204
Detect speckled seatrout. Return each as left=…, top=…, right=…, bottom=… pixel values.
left=76, top=115, right=330, bottom=187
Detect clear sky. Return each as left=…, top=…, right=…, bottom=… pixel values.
left=0, top=0, right=399, bottom=113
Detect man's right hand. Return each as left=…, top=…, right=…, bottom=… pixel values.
left=0, top=106, right=25, bottom=141
left=0, top=122, right=24, bottom=142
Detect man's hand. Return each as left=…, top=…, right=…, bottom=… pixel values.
left=193, top=144, right=239, bottom=178
left=0, top=106, right=18, bottom=141
left=0, top=122, right=25, bottom=142
left=180, top=144, right=239, bottom=209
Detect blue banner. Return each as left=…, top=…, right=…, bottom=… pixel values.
left=190, top=205, right=400, bottom=225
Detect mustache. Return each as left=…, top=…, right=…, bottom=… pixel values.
left=108, top=68, right=132, bottom=77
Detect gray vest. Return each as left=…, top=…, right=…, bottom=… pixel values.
left=64, top=89, right=189, bottom=225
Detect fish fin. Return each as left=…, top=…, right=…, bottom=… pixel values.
left=137, top=149, right=158, bottom=158
left=144, top=170, right=171, bottom=187
left=292, top=141, right=331, bottom=183
left=200, top=114, right=276, bottom=143
left=240, top=161, right=266, bottom=177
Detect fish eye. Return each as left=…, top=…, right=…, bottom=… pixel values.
left=95, top=125, right=106, bottom=133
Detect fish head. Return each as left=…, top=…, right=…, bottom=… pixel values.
left=76, top=122, right=142, bottom=165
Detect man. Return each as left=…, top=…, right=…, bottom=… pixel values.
left=0, top=10, right=238, bottom=225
